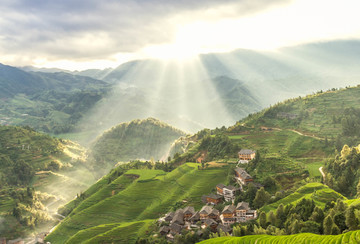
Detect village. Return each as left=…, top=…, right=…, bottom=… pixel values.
left=157, top=149, right=259, bottom=241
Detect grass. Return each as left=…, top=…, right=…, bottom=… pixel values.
left=242, top=86, right=360, bottom=139
left=46, top=163, right=231, bottom=243
left=261, top=183, right=346, bottom=213
left=198, top=230, right=360, bottom=244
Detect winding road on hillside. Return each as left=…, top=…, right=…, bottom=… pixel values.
left=319, top=166, right=325, bottom=178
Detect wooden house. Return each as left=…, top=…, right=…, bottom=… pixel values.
left=238, top=149, right=256, bottom=161
left=221, top=205, right=236, bottom=225
left=205, top=194, right=223, bottom=205
left=216, top=183, right=225, bottom=195
left=234, top=168, right=253, bottom=185
left=183, top=206, right=195, bottom=220
left=203, top=218, right=218, bottom=232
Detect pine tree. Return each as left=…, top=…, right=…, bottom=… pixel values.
left=269, top=211, right=276, bottom=226
left=291, top=219, right=301, bottom=234
left=345, top=206, right=359, bottom=230
left=331, top=225, right=340, bottom=235
left=323, top=216, right=333, bottom=235
left=254, top=187, right=271, bottom=209
left=259, top=212, right=267, bottom=228
left=275, top=204, right=286, bottom=228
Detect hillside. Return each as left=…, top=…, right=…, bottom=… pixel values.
left=45, top=163, right=233, bottom=243
left=0, top=63, right=110, bottom=134
left=0, top=125, right=93, bottom=239
left=240, top=85, right=360, bottom=146
left=198, top=230, right=360, bottom=244
left=88, top=118, right=186, bottom=171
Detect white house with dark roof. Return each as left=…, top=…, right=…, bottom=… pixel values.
left=235, top=201, right=257, bottom=222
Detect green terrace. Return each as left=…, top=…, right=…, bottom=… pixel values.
left=46, top=163, right=231, bottom=243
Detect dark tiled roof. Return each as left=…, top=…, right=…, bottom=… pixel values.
left=222, top=205, right=236, bottom=214
left=217, top=224, right=232, bottom=233
left=200, top=205, right=213, bottom=215
left=234, top=168, right=252, bottom=180
left=210, top=208, right=220, bottom=216
left=170, top=223, right=182, bottom=233
left=204, top=218, right=218, bottom=226
left=207, top=194, right=223, bottom=200
left=216, top=183, right=225, bottom=189
left=238, top=149, right=256, bottom=155
left=224, top=185, right=236, bottom=191
left=159, top=226, right=170, bottom=234
left=236, top=201, right=250, bottom=210
left=183, top=206, right=195, bottom=215
left=189, top=211, right=200, bottom=221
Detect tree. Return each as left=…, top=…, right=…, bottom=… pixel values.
left=331, top=225, right=340, bottom=235
left=245, top=183, right=258, bottom=207
left=345, top=207, right=359, bottom=230
left=309, top=206, right=324, bottom=224
left=259, top=212, right=267, bottom=228
left=300, top=221, right=320, bottom=234
left=275, top=204, right=286, bottom=228
left=323, top=216, right=334, bottom=235
left=268, top=211, right=276, bottom=226
left=290, top=219, right=301, bottom=234
left=254, top=187, right=271, bottom=209
left=333, top=213, right=346, bottom=233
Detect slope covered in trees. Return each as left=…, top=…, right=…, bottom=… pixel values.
left=89, top=118, right=186, bottom=171
left=0, top=125, right=92, bottom=239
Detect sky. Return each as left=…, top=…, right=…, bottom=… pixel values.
left=0, top=0, right=360, bottom=71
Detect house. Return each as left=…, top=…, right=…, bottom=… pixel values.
left=234, top=168, right=253, bottom=185
left=203, top=218, right=218, bottom=232
left=172, top=209, right=184, bottom=225
left=221, top=205, right=236, bottom=225
left=164, top=212, right=174, bottom=222
left=169, top=223, right=182, bottom=235
left=183, top=206, right=195, bottom=220
left=199, top=205, right=213, bottom=219
left=246, top=210, right=257, bottom=221
left=238, top=149, right=256, bottom=161
left=159, top=226, right=170, bottom=235
left=189, top=211, right=200, bottom=224
left=208, top=208, right=220, bottom=221
left=205, top=194, right=223, bottom=205
left=216, top=183, right=225, bottom=195
left=217, top=224, right=232, bottom=234
left=235, top=201, right=257, bottom=222
left=223, top=185, right=237, bottom=202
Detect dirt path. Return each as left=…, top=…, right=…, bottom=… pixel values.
left=319, top=166, right=325, bottom=178
left=287, top=129, right=323, bottom=140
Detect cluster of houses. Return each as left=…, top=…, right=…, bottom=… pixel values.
left=158, top=148, right=259, bottom=240
left=158, top=200, right=257, bottom=240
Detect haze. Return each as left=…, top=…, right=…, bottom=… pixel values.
left=0, top=0, right=359, bottom=70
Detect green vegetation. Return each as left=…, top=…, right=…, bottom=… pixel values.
left=198, top=230, right=360, bottom=244
left=89, top=118, right=186, bottom=173
left=324, top=144, right=360, bottom=197
left=0, top=125, right=91, bottom=239
left=240, top=86, right=360, bottom=146
left=261, top=183, right=346, bottom=213
left=0, top=63, right=110, bottom=134
left=46, top=163, right=231, bottom=243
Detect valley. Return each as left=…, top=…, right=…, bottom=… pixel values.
left=1, top=42, right=360, bottom=243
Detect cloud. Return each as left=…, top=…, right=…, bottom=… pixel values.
left=0, top=0, right=289, bottom=67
